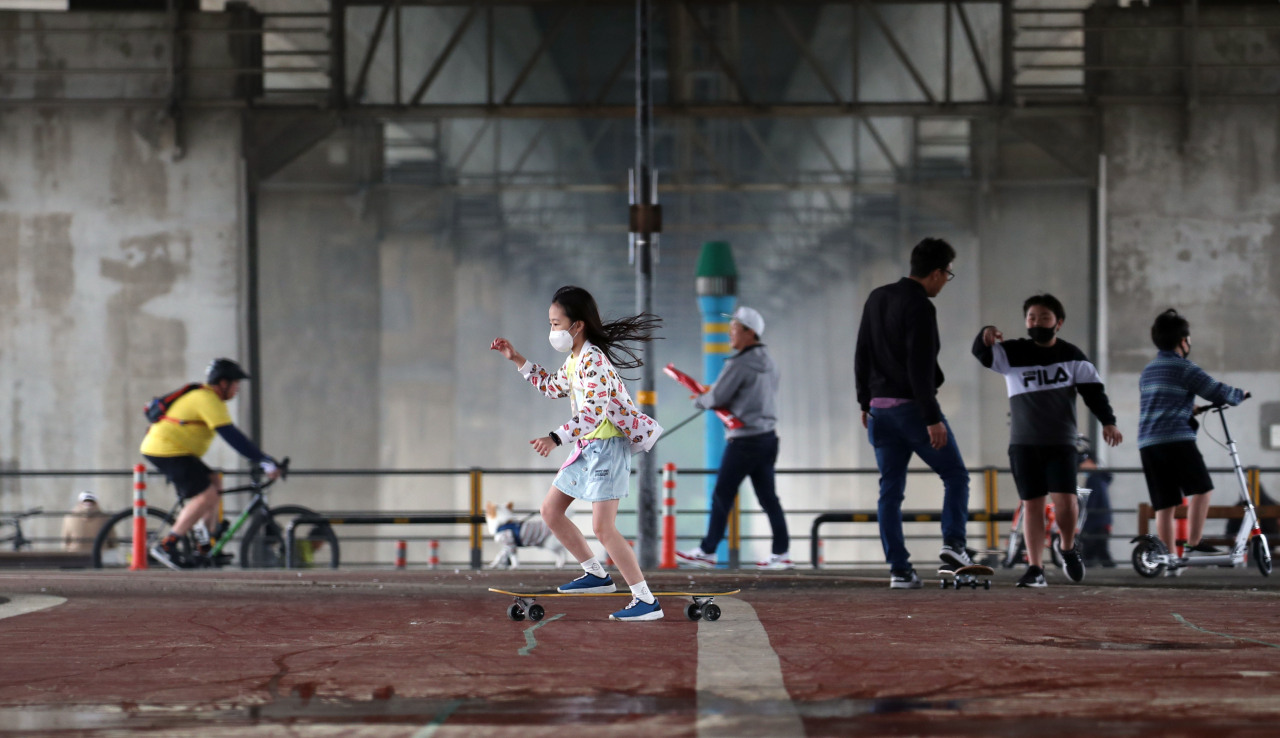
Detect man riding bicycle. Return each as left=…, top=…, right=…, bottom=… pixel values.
left=140, top=358, right=280, bottom=569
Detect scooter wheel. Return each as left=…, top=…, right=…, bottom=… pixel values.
left=1252, top=536, right=1272, bottom=577
left=1131, top=539, right=1165, bottom=579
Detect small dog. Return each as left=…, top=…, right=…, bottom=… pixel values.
left=484, top=501, right=567, bottom=569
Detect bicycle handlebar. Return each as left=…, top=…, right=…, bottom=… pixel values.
left=225, top=456, right=289, bottom=495
left=1, top=507, right=44, bottom=521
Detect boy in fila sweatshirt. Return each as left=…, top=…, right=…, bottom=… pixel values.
left=973, top=294, right=1123, bottom=588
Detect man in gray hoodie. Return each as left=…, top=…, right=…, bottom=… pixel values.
left=677, top=306, right=790, bottom=569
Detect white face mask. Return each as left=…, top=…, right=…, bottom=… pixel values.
left=549, top=329, right=574, bottom=353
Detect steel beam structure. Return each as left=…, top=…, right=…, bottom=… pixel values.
left=332, top=0, right=1005, bottom=117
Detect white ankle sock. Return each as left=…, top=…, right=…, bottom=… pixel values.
left=581, top=558, right=607, bottom=578
left=629, top=580, right=654, bottom=604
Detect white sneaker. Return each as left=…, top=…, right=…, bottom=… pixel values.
left=676, top=547, right=717, bottom=569
left=756, top=553, right=795, bottom=570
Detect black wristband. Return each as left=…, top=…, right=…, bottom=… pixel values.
left=548, top=432, right=562, bottom=446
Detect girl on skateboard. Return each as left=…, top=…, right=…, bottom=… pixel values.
left=490, top=286, right=665, bottom=621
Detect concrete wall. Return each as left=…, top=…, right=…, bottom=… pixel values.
left=0, top=9, right=248, bottom=546
left=1102, top=103, right=1280, bottom=553
left=5, top=3, right=1278, bottom=572
left=0, top=107, right=245, bottom=537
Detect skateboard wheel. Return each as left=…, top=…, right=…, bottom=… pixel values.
left=507, top=604, right=526, bottom=621
left=984, top=581, right=991, bottom=590
left=702, top=603, right=721, bottom=621
left=685, top=603, right=703, bottom=621
left=527, top=604, right=545, bottom=622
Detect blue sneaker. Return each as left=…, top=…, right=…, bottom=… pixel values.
left=557, top=572, right=616, bottom=594
left=609, top=597, right=663, bottom=622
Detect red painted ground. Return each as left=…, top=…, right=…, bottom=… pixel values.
left=1, top=568, right=1278, bottom=736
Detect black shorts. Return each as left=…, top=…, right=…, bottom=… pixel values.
left=1139, top=441, right=1214, bottom=511
left=144, top=455, right=214, bottom=500
left=1008, top=444, right=1078, bottom=501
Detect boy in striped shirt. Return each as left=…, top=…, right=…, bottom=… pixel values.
left=1138, top=309, right=1248, bottom=569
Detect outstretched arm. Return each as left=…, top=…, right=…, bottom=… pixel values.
left=693, top=359, right=746, bottom=411
left=492, top=336, right=570, bottom=398
left=1185, top=364, right=1247, bottom=407
left=216, top=425, right=279, bottom=477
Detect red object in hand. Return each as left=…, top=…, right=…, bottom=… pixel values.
left=664, top=364, right=745, bottom=430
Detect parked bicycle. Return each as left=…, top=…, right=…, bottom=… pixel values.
left=91, top=459, right=339, bottom=569
left=1001, top=488, right=1091, bottom=570
left=0, top=508, right=41, bottom=551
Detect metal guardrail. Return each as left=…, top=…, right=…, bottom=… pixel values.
left=284, top=513, right=483, bottom=570
left=808, top=509, right=1017, bottom=570
left=1, top=464, right=1276, bottom=568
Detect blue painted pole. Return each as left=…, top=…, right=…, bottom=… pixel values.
left=694, top=242, right=737, bottom=566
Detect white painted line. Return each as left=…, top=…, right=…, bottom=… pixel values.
left=697, top=596, right=804, bottom=737
left=0, top=594, right=66, bottom=621
left=411, top=699, right=463, bottom=738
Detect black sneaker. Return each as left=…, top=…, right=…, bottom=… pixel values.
left=149, top=538, right=184, bottom=571
left=1016, top=565, right=1047, bottom=588
left=1060, top=541, right=1085, bottom=583
left=1185, top=542, right=1222, bottom=558
left=889, top=568, right=922, bottom=589
left=939, top=543, right=975, bottom=569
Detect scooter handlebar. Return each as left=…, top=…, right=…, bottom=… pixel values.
left=1193, top=391, right=1251, bottom=416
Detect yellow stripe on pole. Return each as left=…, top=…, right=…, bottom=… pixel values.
left=704, top=343, right=733, bottom=354
left=703, top=322, right=731, bottom=334
left=636, top=390, right=657, bottom=405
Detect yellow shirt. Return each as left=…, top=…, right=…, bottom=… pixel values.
left=566, top=352, right=623, bottom=441
left=139, top=385, right=234, bottom=458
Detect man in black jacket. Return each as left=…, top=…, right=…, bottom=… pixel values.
left=855, top=238, right=971, bottom=589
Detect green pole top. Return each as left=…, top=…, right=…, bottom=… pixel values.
left=695, top=241, right=736, bottom=296
left=695, top=241, right=737, bottom=278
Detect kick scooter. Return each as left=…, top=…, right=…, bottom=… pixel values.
left=1130, top=396, right=1272, bottom=578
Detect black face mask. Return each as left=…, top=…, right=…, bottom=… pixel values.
left=1028, top=326, right=1056, bottom=344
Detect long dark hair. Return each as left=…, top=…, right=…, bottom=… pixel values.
left=553, top=285, right=661, bottom=370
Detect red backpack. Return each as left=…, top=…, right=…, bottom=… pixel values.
left=143, top=384, right=204, bottom=425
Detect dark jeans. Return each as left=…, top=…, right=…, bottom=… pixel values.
left=867, top=404, right=969, bottom=572
left=700, top=431, right=789, bottom=555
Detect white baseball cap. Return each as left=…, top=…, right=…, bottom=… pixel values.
left=723, top=306, right=765, bottom=337
left=78, top=491, right=98, bottom=503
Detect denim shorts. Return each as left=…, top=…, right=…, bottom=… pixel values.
left=552, top=436, right=631, bottom=502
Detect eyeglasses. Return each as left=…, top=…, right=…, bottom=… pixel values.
left=944, top=268, right=956, bottom=282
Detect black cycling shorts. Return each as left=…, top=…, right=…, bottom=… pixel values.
left=144, top=455, right=214, bottom=500
left=1139, top=441, right=1214, bottom=511
left=1008, top=444, right=1078, bottom=501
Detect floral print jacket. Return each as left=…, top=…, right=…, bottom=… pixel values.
left=518, top=341, right=663, bottom=453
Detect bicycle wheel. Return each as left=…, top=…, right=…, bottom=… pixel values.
left=239, top=504, right=339, bottom=569
left=1002, top=506, right=1025, bottom=568
left=92, top=507, right=179, bottom=569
